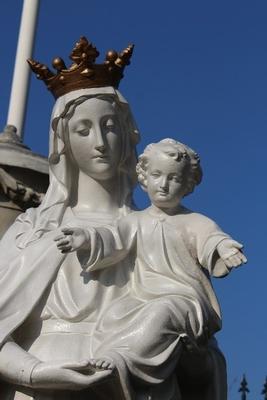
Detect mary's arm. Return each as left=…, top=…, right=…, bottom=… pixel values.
left=0, top=337, right=114, bottom=390
left=0, top=338, right=40, bottom=386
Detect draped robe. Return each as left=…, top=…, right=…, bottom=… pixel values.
left=0, top=205, right=230, bottom=400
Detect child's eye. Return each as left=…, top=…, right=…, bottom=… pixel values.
left=169, top=175, right=181, bottom=182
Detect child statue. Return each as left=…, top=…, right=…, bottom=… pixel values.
left=55, top=138, right=247, bottom=399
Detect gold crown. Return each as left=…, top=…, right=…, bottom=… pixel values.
left=28, top=37, right=134, bottom=99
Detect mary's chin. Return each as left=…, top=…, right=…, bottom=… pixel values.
left=81, top=163, right=118, bottom=181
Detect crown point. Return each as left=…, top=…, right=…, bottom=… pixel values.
left=52, top=57, right=67, bottom=72
left=115, top=44, right=134, bottom=68
left=106, top=50, right=118, bottom=63
left=70, top=37, right=99, bottom=64
left=27, top=58, right=54, bottom=80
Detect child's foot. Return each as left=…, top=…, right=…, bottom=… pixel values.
left=88, top=358, right=115, bottom=371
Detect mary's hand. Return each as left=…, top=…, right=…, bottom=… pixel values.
left=30, top=359, right=113, bottom=390
left=217, top=239, right=247, bottom=268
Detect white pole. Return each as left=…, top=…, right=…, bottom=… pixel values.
left=7, top=0, right=40, bottom=140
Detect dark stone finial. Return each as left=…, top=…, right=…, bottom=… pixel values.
left=261, top=376, right=267, bottom=399
left=238, top=375, right=249, bottom=400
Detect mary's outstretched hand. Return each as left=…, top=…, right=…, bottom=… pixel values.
left=30, top=359, right=114, bottom=390
left=217, top=239, right=247, bottom=268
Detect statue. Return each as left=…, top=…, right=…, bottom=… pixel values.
left=0, top=38, right=246, bottom=400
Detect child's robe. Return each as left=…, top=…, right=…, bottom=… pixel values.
left=81, top=206, right=231, bottom=399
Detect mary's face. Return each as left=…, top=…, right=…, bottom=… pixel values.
left=68, top=98, right=122, bottom=180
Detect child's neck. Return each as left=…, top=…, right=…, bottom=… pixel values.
left=150, top=203, right=183, bottom=216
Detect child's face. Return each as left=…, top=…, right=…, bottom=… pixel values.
left=146, top=152, right=186, bottom=209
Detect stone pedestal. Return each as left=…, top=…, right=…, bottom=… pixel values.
left=0, top=125, right=48, bottom=238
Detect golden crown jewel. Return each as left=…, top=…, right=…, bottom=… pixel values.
left=27, top=37, right=134, bottom=99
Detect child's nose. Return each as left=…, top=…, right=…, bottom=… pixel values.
left=160, top=177, right=168, bottom=189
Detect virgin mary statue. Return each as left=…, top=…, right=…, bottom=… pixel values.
left=0, top=37, right=227, bottom=400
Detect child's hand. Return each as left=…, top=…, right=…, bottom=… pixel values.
left=217, top=239, right=247, bottom=268
left=54, top=227, right=90, bottom=253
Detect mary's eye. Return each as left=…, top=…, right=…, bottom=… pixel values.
left=76, top=122, right=92, bottom=136
left=77, top=128, right=90, bottom=136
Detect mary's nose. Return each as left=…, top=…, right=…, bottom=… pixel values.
left=93, top=125, right=106, bottom=152
left=95, top=143, right=105, bottom=152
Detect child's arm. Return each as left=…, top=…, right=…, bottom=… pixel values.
left=54, top=214, right=137, bottom=272
left=192, top=214, right=247, bottom=277
left=54, top=227, right=91, bottom=254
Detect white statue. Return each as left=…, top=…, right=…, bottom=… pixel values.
left=0, top=38, right=247, bottom=400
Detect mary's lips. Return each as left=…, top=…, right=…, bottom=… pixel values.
left=92, top=154, right=108, bottom=159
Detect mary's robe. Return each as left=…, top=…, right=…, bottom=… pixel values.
left=0, top=208, right=132, bottom=400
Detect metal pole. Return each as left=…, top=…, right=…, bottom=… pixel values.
left=7, top=0, right=40, bottom=140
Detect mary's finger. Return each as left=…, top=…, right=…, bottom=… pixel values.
left=76, top=368, right=114, bottom=386
left=61, top=360, right=89, bottom=370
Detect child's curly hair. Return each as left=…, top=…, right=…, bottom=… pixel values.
left=136, top=138, right=203, bottom=197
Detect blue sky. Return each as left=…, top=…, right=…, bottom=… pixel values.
left=0, top=1, right=266, bottom=398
